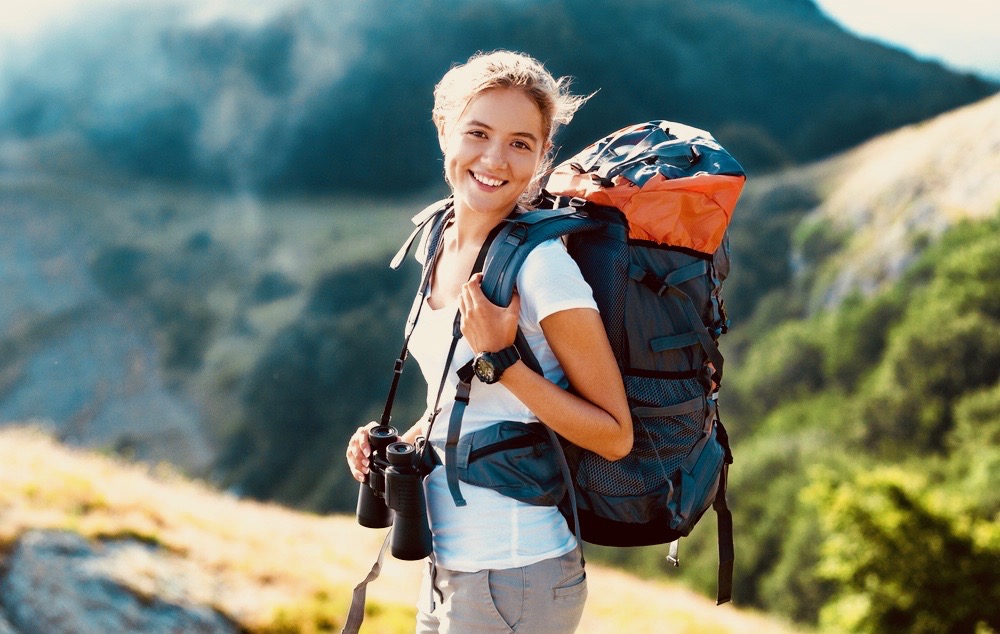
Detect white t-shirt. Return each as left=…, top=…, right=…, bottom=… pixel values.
left=408, top=237, right=598, bottom=571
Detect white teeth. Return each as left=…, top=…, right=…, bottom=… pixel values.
left=472, top=172, right=504, bottom=187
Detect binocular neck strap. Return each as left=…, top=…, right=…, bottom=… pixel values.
left=378, top=207, right=453, bottom=427
left=341, top=529, right=392, bottom=634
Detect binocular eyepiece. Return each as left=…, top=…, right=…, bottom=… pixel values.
left=356, top=425, right=433, bottom=561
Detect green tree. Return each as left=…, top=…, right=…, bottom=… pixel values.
left=807, top=467, right=1000, bottom=633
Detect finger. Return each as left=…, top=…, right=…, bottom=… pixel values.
left=508, top=288, right=521, bottom=313
left=348, top=444, right=370, bottom=466
left=463, top=277, right=483, bottom=309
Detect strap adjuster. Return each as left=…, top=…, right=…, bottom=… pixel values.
left=641, top=271, right=670, bottom=296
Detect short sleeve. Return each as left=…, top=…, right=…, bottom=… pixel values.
left=517, top=239, right=598, bottom=332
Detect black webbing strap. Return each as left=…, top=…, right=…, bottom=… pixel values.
left=378, top=206, right=453, bottom=427
left=341, top=529, right=392, bottom=634
left=427, top=322, right=464, bottom=448
left=631, top=396, right=705, bottom=419
left=343, top=206, right=453, bottom=633
left=714, top=412, right=734, bottom=604
left=715, top=462, right=733, bottom=605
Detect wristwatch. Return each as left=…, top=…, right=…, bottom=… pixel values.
left=473, top=345, right=521, bottom=384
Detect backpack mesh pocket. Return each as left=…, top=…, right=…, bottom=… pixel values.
left=575, top=375, right=705, bottom=500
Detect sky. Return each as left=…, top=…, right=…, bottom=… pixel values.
left=812, top=0, right=1000, bottom=79
left=0, top=0, right=998, bottom=80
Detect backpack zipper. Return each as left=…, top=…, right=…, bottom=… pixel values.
left=468, top=434, right=542, bottom=463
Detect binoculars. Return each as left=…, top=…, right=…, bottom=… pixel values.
left=355, top=425, right=433, bottom=560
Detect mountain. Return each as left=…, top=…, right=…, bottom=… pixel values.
left=796, top=93, right=1000, bottom=311
left=0, top=425, right=802, bottom=633
left=724, top=93, right=1000, bottom=326
left=2, top=6, right=999, bottom=627
left=0, top=0, right=993, bottom=195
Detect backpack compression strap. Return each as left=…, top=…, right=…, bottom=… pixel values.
left=629, top=262, right=725, bottom=385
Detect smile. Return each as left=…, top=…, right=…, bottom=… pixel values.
left=470, top=171, right=507, bottom=188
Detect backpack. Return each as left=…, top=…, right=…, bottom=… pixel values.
left=387, top=121, right=745, bottom=605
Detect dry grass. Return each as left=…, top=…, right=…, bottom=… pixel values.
left=0, top=425, right=802, bottom=633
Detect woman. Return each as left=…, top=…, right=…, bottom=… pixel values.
left=346, top=50, right=631, bottom=633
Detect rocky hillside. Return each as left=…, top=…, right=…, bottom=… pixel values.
left=734, top=93, right=1000, bottom=316
left=0, top=425, right=800, bottom=633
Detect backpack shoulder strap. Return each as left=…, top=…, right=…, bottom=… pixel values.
left=479, top=207, right=605, bottom=308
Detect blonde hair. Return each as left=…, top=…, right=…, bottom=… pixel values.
left=432, top=50, right=590, bottom=204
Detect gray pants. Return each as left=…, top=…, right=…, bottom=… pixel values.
left=415, top=546, right=587, bottom=633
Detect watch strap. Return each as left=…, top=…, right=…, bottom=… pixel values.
left=492, top=344, right=521, bottom=374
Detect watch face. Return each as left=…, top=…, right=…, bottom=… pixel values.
left=474, top=355, right=496, bottom=383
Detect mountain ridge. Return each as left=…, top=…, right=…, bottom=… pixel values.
left=0, top=0, right=993, bottom=194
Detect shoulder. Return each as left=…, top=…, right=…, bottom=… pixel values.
left=521, top=238, right=574, bottom=274
left=519, top=237, right=588, bottom=288
left=517, top=238, right=597, bottom=327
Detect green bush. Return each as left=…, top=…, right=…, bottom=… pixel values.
left=730, top=320, right=827, bottom=421
left=823, top=289, right=906, bottom=390
left=807, top=466, right=1000, bottom=633
left=946, top=382, right=1000, bottom=515
left=712, top=216, right=1000, bottom=625
left=793, top=217, right=850, bottom=269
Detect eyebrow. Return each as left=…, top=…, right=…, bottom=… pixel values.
left=466, top=120, right=539, bottom=143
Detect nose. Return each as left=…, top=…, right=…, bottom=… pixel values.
left=482, top=141, right=507, bottom=170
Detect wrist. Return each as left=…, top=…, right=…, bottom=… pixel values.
left=473, top=344, right=520, bottom=384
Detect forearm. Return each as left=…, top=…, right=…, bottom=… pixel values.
left=499, top=361, right=631, bottom=460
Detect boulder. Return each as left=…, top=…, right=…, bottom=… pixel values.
left=0, top=530, right=237, bottom=634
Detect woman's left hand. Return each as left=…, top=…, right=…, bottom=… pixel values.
left=459, top=272, right=521, bottom=354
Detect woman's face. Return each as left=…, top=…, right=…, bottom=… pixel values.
left=439, top=87, right=547, bottom=219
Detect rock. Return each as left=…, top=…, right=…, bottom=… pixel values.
left=0, top=530, right=238, bottom=634
left=805, top=93, right=1000, bottom=311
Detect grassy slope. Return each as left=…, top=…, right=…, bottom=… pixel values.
left=0, top=425, right=801, bottom=633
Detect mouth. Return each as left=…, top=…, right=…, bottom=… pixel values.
left=470, top=171, right=507, bottom=188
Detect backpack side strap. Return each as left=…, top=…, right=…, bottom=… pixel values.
left=715, top=462, right=734, bottom=605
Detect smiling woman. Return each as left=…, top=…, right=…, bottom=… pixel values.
left=344, top=51, right=631, bottom=633
left=438, top=89, right=544, bottom=223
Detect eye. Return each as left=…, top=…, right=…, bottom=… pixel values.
left=467, top=129, right=487, bottom=139
left=512, top=140, right=532, bottom=151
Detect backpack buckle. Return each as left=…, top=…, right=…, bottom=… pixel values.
left=640, top=271, right=671, bottom=296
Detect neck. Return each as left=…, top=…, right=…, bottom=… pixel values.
left=450, top=200, right=514, bottom=250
